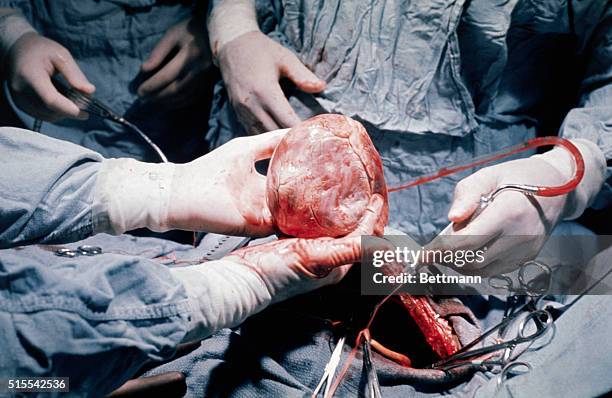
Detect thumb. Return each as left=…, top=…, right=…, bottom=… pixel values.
left=448, top=168, right=498, bottom=222
left=52, top=51, right=95, bottom=94
left=248, top=128, right=289, bottom=161
left=302, top=194, right=384, bottom=276
left=279, top=51, right=326, bottom=94
left=350, top=194, right=385, bottom=237
left=302, top=236, right=362, bottom=277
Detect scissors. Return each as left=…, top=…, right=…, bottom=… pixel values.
left=489, top=260, right=552, bottom=322
left=313, top=336, right=346, bottom=398
left=489, top=260, right=552, bottom=297
left=313, top=332, right=383, bottom=398
left=55, top=245, right=103, bottom=258
left=431, top=258, right=554, bottom=371
left=430, top=304, right=553, bottom=371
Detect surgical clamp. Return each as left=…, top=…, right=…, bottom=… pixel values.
left=430, top=306, right=553, bottom=371
left=432, top=259, right=554, bottom=371
left=51, top=77, right=169, bottom=163
left=55, top=245, right=103, bottom=257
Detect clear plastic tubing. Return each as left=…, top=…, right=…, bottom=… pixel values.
left=388, top=136, right=585, bottom=196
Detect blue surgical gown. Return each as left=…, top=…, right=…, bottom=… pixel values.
left=208, top=0, right=612, bottom=242
left=0, top=128, right=192, bottom=396
left=2, top=0, right=208, bottom=163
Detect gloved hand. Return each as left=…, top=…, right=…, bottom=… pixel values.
left=217, top=31, right=326, bottom=133
left=93, top=129, right=288, bottom=237
left=171, top=193, right=384, bottom=342
left=431, top=139, right=606, bottom=275
left=138, top=16, right=212, bottom=108
left=5, top=31, right=95, bottom=121
left=207, top=0, right=324, bottom=133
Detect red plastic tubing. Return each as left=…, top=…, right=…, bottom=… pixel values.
left=388, top=136, right=585, bottom=196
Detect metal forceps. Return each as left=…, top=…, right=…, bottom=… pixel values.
left=432, top=260, right=554, bottom=371
left=489, top=260, right=552, bottom=324
left=362, top=331, right=382, bottom=398
left=489, top=260, right=552, bottom=297
left=430, top=304, right=553, bottom=371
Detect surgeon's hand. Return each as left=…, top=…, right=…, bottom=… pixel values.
left=166, top=129, right=287, bottom=236
left=138, top=16, right=212, bottom=108
left=431, top=157, right=569, bottom=276
left=427, top=139, right=605, bottom=276
left=173, top=194, right=383, bottom=342
left=94, top=129, right=287, bottom=236
left=6, top=32, right=95, bottom=121
left=218, top=31, right=326, bottom=134
left=227, top=193, right=383, bottom=299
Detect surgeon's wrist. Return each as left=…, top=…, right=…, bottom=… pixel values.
left=170, top=260, right=272, bottom=343
left=534, top=138, right=606, bottom=220
left=0, top=10, right=36, bottom=65
left=207, top=0, right=259, bottom=65
left=92, top=158, right=175, bottom=235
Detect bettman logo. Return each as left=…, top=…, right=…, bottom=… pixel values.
left=372, top=247, right=487, bottom=268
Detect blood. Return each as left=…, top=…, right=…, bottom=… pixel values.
left=267, top=114, right=388, bottom=238
left=388, top=136, right=585, bottom=197
left=324, top=134, right=586, bottom=393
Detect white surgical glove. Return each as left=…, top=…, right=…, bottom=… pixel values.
left=172, top=194, right=384, bottom=342
left=1, top=8, right=95, bottom=121
left=207, top=0, right=259, bottom=64
left=431, top=139, right=606, bottom=275
left=93, top=130, right=288, bottom=236
left=208, top=0, right=325, bottom=134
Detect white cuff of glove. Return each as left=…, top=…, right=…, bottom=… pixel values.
left=207, top=0, right=259, bottom=63
left=92, top=158, right=175, bottom=234
left=534, top=138, right=606, bottom=220
left=0, top=10, right=36, bottom=63
left=170, top=261, right=272, bottom=343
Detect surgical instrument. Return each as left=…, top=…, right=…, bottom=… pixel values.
left=489, top=260, right=552, bottom=297
left=55, top=245, right=103, bottom=258
left=431, top=259, right=554, bottom=371
left=313, top=336, right=346, bottom=398
left=362, top=330, right=382, bottom=398
left=430, top=306, right=553, bottom=371
left=52, top=77, right=169, bottom=163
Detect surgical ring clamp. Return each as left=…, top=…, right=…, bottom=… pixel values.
left=55, top=245, right=103, bottom=258
left=430, top=304, right=553, bottom=371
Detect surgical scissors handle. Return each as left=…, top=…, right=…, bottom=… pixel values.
left=489, top=260, right=552, bottom=297
left=313, top=336, right=346, bottom=398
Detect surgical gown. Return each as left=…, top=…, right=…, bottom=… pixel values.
left=1, top=0, right=209, bottom=162
left=0, top=128, right=192, bottom=396
left=207, top=0, right=612, bottom=241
